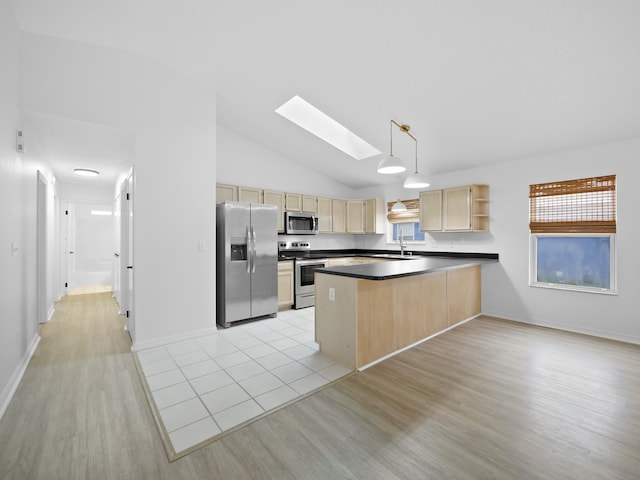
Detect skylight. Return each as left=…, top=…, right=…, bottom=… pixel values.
left=275, top=95, right=381, bottom=160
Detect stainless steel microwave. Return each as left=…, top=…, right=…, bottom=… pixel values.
left=285, top=211, right=319, bottom=235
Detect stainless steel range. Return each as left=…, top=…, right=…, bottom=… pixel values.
left=278, top=241, right=328, bottom=309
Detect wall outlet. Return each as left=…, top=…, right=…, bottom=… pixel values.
left=329, top=287, right=335, bottom=301
left=198, top=240, right=206, bottom=252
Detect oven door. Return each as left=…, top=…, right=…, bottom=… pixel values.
left=295, top=259, right=328, bottom=295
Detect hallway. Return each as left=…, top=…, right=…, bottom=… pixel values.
left=0, top=292, right=171, bottom=479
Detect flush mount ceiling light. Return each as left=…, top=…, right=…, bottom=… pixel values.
left=73, top=168, right=100, bottom=177
left=275, top=95, right=381, bottom=160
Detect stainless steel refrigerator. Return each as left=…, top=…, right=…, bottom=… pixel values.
left=216, top=201, right=278, bottom=328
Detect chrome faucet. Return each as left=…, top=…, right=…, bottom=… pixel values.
left=399, top=226, right=406, bottom=256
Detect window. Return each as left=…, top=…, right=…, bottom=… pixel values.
left=529, top=175, right=617, bottom=294
left=386, top=199, right=425, bottom=244
left=390, top=222, right=425, bottom=243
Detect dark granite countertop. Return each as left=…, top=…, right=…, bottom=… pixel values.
left=279, top=249, right=498, bottom=262
left=316, top=256, right=498, bottom=280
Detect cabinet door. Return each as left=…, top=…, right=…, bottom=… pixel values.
left=364, top=198, right=385, bottom=234
left=238, top=186, right=263, bottom=204
left=277, top=261, right=294, bottom=308
left=285, top=193, right=302, bottom=211
left=301, top=195, right=317, bottom=213
left=443, top=186, right=471, bottom=231
left=420, top=190, right=443, bottom=231
left=263, top=190, right=285, bottom=233
left=327, top=257, right=349, bottom=267
left=317, top=197, right=332, bottom=233
left=346, top=200, right=365, bottom=234
left=216, top=184, right=237, bottom=204
left=332, top=199, right=346, bottom=233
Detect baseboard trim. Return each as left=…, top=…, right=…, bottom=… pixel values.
left=358, top=313, right=481, bottom=371
left=47, top=305, right=55, bottom=322
left=0, top=333, right=41, bottom=421
left=131, top=326, right=219, bottom=352
left=481, top=310, right=640, bottom=346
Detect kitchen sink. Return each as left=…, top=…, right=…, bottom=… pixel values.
left=370, top=253, right=421, bottom=260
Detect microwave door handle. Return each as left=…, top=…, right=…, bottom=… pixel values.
left=246, top=226, right=251, bottom=274
left=313, top=216, right=317, bottom=232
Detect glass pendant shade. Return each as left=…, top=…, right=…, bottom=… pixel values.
left=377, top=154, right=406, bottom=174
left=403, top=172, right=430, bottom=189
left=391, top=199, right=408, bottom=212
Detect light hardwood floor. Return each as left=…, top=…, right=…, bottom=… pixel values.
left=1, top=292, right=639, bottom=479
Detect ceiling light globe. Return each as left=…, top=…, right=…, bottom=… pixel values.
left=391, top=200, right=407, bottom=212
left=403, top=173, right=430, bottom=189
left=377, top=155, right=406, bottom=174
left=73, top=168, right=100, bottom=177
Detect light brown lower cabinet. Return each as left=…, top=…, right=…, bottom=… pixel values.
left=277, top=261, right=294, bottom=309
left=315, top=265, right=481, bottom=369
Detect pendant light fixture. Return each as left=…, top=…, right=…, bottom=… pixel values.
left=403, top=135, right=430, bottom=189
left=378, top=119, right=430, bottom=188
left=391, top=199, right=408, bottom=212
left=377, top=120, right=407, bottom=174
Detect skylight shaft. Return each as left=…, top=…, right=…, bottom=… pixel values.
left=275, top=95, right=381, bottom=160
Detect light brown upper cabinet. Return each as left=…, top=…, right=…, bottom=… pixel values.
left=263, top=190, right=286, bottom=233
left=216, top=184, right=238, bottom=204
left=301, top=195, right=317, bottom=213
left=285, top=193, right=302, bottom=211
left=420, top=184, right=489, bottom=232
left=419, top=190, right=443, bottom=231
left=332, top=199, right=346, bottom=233
left=346, top=200, right=365, bottom=234
left=317, top=197, right=333, bottom=232
left=364, top=198, right=386, bottom=234
left=238, top=186, right=263, bottom=204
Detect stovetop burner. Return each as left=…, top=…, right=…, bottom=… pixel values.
left=278, top=240, right=311, bottom=259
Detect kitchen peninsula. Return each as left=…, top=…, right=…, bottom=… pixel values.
left=314, top=255, right=498, bottom=370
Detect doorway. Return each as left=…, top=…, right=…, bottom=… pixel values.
left=65, top=202, right=116, bottom=294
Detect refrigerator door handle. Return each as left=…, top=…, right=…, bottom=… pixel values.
left=251, top=226, right=257, bottom=273
left=246, top=226, right=251, bottom=274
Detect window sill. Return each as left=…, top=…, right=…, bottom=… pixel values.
left=530, top=282, right=617, bottom=296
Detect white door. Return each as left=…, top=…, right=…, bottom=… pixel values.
left=113, top=192, right=122, bottom=308
left=120, top=170, right=135, bottom=342
left=67, top=202, right=115, bottom=290
left=36, top=172, right=47, bottom=323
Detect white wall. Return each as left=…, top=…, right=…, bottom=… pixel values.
left=217, top=126, right=359, bottom=250
left=354, top=138, right=640, bottom=344
left=19, top=32, right=217, bottom=350
left=217, top=126, right=354, bottom=199
left=0, top=4, right=56, bottom=418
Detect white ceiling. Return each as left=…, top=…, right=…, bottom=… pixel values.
left=20, top=111, right=135, bottom=187
left=11, top=1, right=640, bottom=189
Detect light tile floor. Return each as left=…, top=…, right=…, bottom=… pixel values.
left=136, top=307, right=353, bottom=455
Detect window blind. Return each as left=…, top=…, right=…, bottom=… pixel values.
left=529, top=175, right=616, bottom=233
left=387, top=199, right=420, bottom=223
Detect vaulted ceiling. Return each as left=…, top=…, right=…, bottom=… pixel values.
left=11, top=1, right=640, bottom=189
